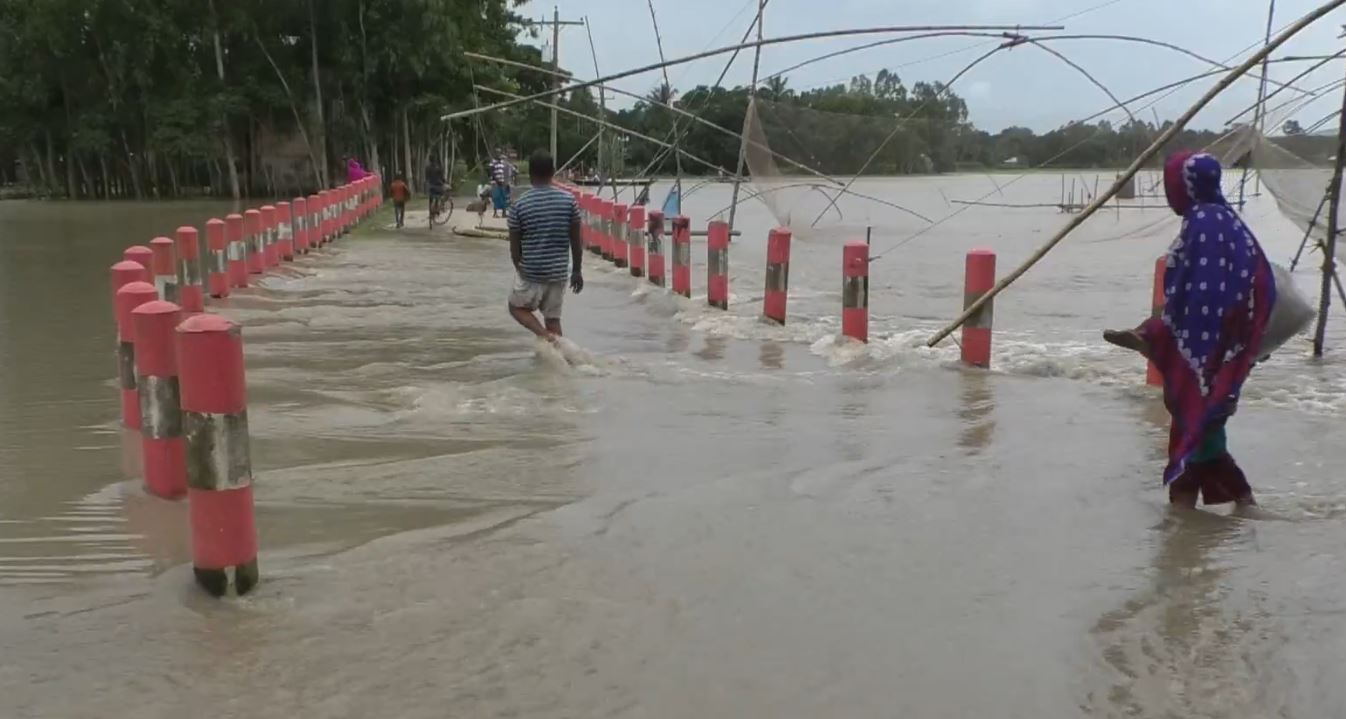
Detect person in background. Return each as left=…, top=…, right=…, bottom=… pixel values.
left=346, top=157, right=369, bottom=183
left=389, top=174, right=410, bottom=228
left=1103, top=152, right=1275, bottom=510
left=489, top=152, right=509, bottom=218
left=507, top=150, right=582, bottom=342
left=425, top=157, right=446, bottom=215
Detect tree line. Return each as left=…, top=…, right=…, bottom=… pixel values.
left=0, top=0, right=1269, bottom=201
left=604, top=71, right=1235, bottom=178
left=0, top=0, right=568, bottom=200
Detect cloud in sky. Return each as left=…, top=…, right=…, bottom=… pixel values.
left=512, top=0, right=1346, bottom=132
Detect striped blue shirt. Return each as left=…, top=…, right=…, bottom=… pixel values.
left=508, top=184, right=579, bottom=282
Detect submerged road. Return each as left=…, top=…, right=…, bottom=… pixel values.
left=2, top=177, right=1346, bottom=717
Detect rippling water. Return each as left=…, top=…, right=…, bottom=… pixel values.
left=3, top=177, right=1346, bottom=718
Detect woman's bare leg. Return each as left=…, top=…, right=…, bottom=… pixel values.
left=1169, top=486, right=1199, bottom=509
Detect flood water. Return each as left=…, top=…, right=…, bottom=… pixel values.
left=3, top=176, right=1346, bottom=718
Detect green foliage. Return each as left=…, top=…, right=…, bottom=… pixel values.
left=0, top=0, right=540, bottom=199
left=0, top=3, right=1242, bottom=198
left=599, top=70, right=1228, bottom=178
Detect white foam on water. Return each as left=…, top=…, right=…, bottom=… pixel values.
left=533, top=336, right=610, bottom=377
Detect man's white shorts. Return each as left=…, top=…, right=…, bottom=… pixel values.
left=509, top=274, right=567, bottom=320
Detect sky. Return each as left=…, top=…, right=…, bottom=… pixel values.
left=510, top=0, right=1346, bottom=134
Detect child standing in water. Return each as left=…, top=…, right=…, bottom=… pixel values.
left=390, top=174, right=410, bottom=229
left=1104, top=152, right=1275, bottom=509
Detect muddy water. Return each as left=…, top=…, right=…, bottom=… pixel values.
left=2, top=178, right=1346, bottom=718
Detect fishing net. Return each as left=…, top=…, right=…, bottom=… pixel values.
left=1247, top=132, right=1338, bottom=244
left=1221, top=91, right=1343, bottom=245
left=742, top=97, right=943, bottom=239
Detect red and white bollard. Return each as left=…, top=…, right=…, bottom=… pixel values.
left=133, top=300, right=187, bottom=499
left=600, top=199, right=615, bottom=262
left=332, top=188, right=343, bottom=239
left=111, top=261, right=150, bottom=427
left=260, top=205, right=278, bottom=269
left=292, top=197, right=309, bottom=254
left=124, top=245, right=153, bottom=273
left=206, top=219, right=229, bottom=298
left=763, top=228, right=791, bottom=325
left=115, top=281, right=159, bottom=429
left=308, top=193, right=322, bottom=248
left=177, top=313, right=260, bottom=597
left=244, top=209, right=264, bottom=275
left=1147, top=255, right=1165, bottom=386
left=578, top=194, right=590, bottom=250
left=225, top=213, right=248, bottom=288
left=961, top=249, right=996, bottom=368
left=647, top=211, right=667, bottom=287
left=708, top=220, right=730, bottom=310
left=613, top=203, right=629, bottom=269
left=592, top=196, right=604, bottom=256
left=672, top=216, right=692, bottom=298
left=111, top=260, right=149, bottom=304
left=842, top=242, right=869, bottom=343
left=277, top=201, right=294, bottom=261
left=320, top=190, right=334, bottom=244
left=149, top=236, right=178, bottom=303
left=628, top=205, right=646, bottom=278
left=175, top=226, right=204, bottom=313
left=314, top=192, right=326, bottom=246
left=344, top=184, right=354, bottom=233
left=330, top=188, right=339, bottom=239
left=349, top=183, right=358, bottom=229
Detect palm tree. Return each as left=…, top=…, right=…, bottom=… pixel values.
left=762, top=75, right=790, bottom=100
left=646, top=81, right=676, bottom=107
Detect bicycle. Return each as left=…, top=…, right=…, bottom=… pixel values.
left=428, top=190, right=454, bottom=228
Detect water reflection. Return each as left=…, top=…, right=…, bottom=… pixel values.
left=956, top=369, right=995, bottom=454
left=122, top=489, right=191, bottom=575
left=119, top=427, right=143, bottom=479
left=695, top=335, right=727, bottom=362
left=758, top=341, right=784, bottom=370
left=833, top=377, right=874, bottom=459
left=1136, top=392, right=1171, bottom=465
left=665, top=325, right=691, bottom=354
left=1087, top=512, right=1248, bottom=715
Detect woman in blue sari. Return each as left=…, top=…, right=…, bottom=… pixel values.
left=1105, top=152, right=1275, bottom=509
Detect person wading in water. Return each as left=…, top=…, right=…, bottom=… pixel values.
left=1104, top=152, right=1275, bottom=510
left=506, top=150, right=583, bottom=342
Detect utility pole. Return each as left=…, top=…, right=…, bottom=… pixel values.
left=522, top=8, right=583, bottom=161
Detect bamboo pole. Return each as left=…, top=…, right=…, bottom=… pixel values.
left=1239, top=0, right=1277, bottom=208
left=1290, top=188, right=1329, bottom=270
left=926, top=0, right=1346, bottom=349
left=463, top=36, right=1016, bottom=186
left=583, top=17, right=612, bottom=199
left=473, top=85, right=741, bottom=178
left=728, top=0, right=767, bottom=235
left=645, top=0, right=684, bottom=203
left=1313, top=67, right=1346, bottom=357
left=1252, top=0, right=1277, bottom=197
left=441, top=25, right=1063, bottom=121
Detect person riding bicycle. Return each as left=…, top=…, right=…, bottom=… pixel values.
left=425, top=158, right=447, bottom=215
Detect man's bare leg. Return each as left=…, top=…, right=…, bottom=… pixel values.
left=509, top=305, right=555, bottom=341
left=544, top=318, right=562, bottom=337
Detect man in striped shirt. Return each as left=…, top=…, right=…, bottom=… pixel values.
left=507, top=150, right=583, bottom=341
